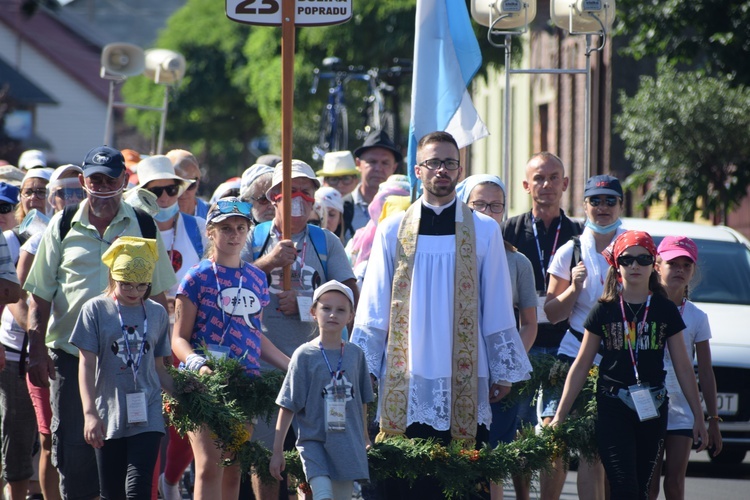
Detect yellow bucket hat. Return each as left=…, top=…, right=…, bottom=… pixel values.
left=101, top=236, right=159, bottom=283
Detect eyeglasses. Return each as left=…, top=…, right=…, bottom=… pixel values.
left=587, top=196, right=619, bottom=207
left=0, top=204, right=14, bottom=214
left=419, top=158, right=460, bottom=171
left=617, top=254, right=655, bottom=267
left=250, top=194, right=271, bottom=206
left=117, top=282, right=150, bottom=292
left=213, top=199, right=253, bottom=217
left=54, top=188, right=86, bottom=200
left=470, top=201, right=505, bottom=214
left=22, top=188, right=47, bottom=200
left=325, top=175, right=357, bottom=186
left=185, top=178, right=199, bottom=191
left=147, top=184, right=180, bottom=198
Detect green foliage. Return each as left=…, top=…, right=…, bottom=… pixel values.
left=616, top=0, right=750, bottom=84
left=615, top=62, right=750, bottom=221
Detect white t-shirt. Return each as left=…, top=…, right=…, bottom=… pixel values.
left=664, top=300, right=712, bottom=430
left=160, top=214, right=207, bottom=299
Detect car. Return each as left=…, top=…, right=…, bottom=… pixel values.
left=621, top=218, right=750, bottom=464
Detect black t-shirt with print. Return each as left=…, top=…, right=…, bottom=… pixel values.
left=584, top=293, right=686, bottom=389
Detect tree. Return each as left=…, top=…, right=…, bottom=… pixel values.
left=615, top=62, right=750, bottom=223
left=617, top=0, right=750, bottom=84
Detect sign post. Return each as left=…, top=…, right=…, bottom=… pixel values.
left=226, top=0, right=352, bottom=290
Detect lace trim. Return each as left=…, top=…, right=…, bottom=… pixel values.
left=486, top=327, right=532, bottom=384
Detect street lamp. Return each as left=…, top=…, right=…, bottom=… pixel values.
left=100, top=43, right=186, bottom=154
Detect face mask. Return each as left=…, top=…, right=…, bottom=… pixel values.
left=82, top=184, right=124, bottom=200
left=291, top=196, right=306, bottom=217
left=585, top=218, right=622, bottom=234
left=154, top=201, right=180, bottom=222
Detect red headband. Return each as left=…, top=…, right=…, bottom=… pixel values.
left=602, top=230, right=657, bottom=268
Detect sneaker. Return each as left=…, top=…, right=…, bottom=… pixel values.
left=159, top=472, right=182, bottom=500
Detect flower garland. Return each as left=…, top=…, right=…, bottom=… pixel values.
left=164, top=355, right=600, bottom=497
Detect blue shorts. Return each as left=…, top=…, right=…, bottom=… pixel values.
left=489, top=399, right=521, bottom=447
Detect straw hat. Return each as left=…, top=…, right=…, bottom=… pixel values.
left=316, top=151, right=359, bottom=177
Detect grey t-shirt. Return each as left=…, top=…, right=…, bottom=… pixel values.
left=241, top=225, right=355, bottom=362
left=506, top=249, right=538, bottom=311
left=277, top=340, right=374, bottom=481
left=70, top=296, right=170, bottom=440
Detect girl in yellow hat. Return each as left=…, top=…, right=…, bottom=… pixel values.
left=70, top=236, right=174, bottom=500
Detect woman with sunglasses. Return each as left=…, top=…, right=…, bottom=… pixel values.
left=551, top=231, right=707, bottom=500
left=541, top=174, right=627, bottom=500
left=172, top=198, right=289, bottom=500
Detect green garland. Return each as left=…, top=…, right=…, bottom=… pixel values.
left=164, top=355, right=600, bottom=497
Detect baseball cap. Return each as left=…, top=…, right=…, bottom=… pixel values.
left=315, top=186, right=344, bottom=213
left=22, top=168, right=53, bottom=184
left=312, top=280, right=354, bottom=308
left=206, top=197, right=253, bottom=225
left=583, top=174, right=623, bottom=198
left=49, top=164, right=83, bottom=185
left=81, top=146, right=126, bottom=178
left=240, top=164, right=274, bottom=199
left=18, top=149, right=47, bottom=170
left=657, top=236, right=698, bottom=263
left=267, top=159, right=321, bottom=196
left=0, top=182, right=20, bottom=204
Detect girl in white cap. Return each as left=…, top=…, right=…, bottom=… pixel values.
left=314, top=187, right=346, bottom=243
left=270, top=280, right=373, bottom=500
left=71, top=237, right=174, bottom=500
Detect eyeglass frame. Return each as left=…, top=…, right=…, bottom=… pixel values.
left=586, top=195, right=620, bottom=208
left=470, top=201, right=505, bottom=214
left=418, top=158, right=461, bottom=171
left=21, top=188, right=48, bottom=200
left=324, top=175, right=358, bottom=186
left=117, top=282, right=150, bottom=292
left=185, top=178, right=200, bottom=191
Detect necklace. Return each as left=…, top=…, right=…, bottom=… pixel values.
left=626, top=301, right=645, bottom=319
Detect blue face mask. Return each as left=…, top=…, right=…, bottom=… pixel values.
left=585, top=218, right=622, bottom=234
left=154, top=201, right=180, bottom=222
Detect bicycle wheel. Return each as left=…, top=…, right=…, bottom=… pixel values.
left=331, top=105, right=348, bottom=151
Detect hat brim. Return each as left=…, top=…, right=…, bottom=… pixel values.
left=353, top=145, right=403, bottom=163
left=0, top=195, right=16, bottom=204
left=658, top=248, right=696, bottom=263
left=584, top=188, right=622, bottom=198
left=207, top=212, right=252, bottom=225
left=316, top=168, right=360, bottom=177
left=83, top=166, right=125, bottom=178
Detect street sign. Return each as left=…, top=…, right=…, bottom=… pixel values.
left=226, top=0, right=352, bottom=26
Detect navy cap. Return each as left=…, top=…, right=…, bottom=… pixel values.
left=584, top=175, right=623, bottom=198
left=0, top=182, right=20, bottom=204
left=81, top=146, right=125, bottom=178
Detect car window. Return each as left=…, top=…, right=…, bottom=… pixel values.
left=654, top=237, right=750, bottom=305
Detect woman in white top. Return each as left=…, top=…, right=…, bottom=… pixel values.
left=542, top=174, right=626, bottom=500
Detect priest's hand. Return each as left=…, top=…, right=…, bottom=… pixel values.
left=277, top=290, right=299, bottom=315
left=489, top=383, right=511, bottom=403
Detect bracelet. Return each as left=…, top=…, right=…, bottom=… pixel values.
left=706, top=415, right=723, bottom=422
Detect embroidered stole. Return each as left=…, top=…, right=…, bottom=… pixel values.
left=378, top=200, right=479, bottom=444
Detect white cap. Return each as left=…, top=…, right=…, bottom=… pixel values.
left=267, top=159, right=320, bottom=197
left=22, top=168, right=53, bottom=184
left=18, top=150, right=47, bottom=170
left=314, top=186, right=344, bottom=213
left=313, top=280, right=354, bottom=308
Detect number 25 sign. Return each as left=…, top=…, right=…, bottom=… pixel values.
left=226, top=0, right=352, bottom=26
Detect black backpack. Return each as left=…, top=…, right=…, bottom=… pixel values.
left=59, top=204, right=157, bottom=241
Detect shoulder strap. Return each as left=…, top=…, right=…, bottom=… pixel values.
left=133, top=207, right=157, bottom=239
left=307, top=224, right=328, bottom=279
left=251, top=221, right=273, bottom=261
left=570, top=236, right=582, bottom=271
left=11, top=226, right=28, bottom=247
left=181, top=214, right=204, bottom=258
left=59, top=203, right=80, bottom=241
left=343, top=198, right=354, bottom=239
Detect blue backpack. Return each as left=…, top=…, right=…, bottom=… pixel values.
left=181, top=213, right=204, bottom=258
left=250, top=221, right=328, bottom=278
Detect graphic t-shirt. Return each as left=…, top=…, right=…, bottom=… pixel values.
left=584, top=293, right=686, bottom=388
left=177, top=260, right=270, bottom=376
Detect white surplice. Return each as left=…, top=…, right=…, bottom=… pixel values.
left=351, top=199, right=532, bottom=431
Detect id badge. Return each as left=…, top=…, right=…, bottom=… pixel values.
left=207, top=344, right=231, bottom=360
left=628, top=384, right=658, bottom=421
left=126, top=392, right=148, bottom=425
left=297, top=296, right=314, bottom=323
left=537, top=293, right=550, bottom=324
left=325, top=385, right=347, bottom=432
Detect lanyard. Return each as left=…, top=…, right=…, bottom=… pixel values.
left=212, top=260, right=244, bottom=345
left=319, top=341, right=345, bottom=385
left=272, top=226, right=308, bottom=287
left=531, top=214, right=562, bottom=284
left=115, top=298, right=148, bottom=387
left=679, top=297, right=686, bottom=316
left=619, top=293, right=652, bottom=384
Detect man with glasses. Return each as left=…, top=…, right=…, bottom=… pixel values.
left=241, top=160, right=357, bottom=500
left=352, top=131, right=531, bottom=497
left=24, top=146, right=176, bottom=500
left=167, top=149, right=210, bottom=220
left=318, top=150, right=360, bottom=197
left=239, top=164, right=276, bottom=226
left=342, top=130, right=402, bottom=239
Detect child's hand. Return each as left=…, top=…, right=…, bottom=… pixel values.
left=269, top=450, right=286, bottom=481
left=364, top=435, right=372, bottom=450
left=83, top=413, right=105, bottom=449
left=199, top=365, right=213, bottom=375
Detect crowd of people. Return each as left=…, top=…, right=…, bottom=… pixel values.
left=0, top=132, right=722, bottom=500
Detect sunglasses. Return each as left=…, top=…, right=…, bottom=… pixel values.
left=213, top=199, right=253, bottom=217
left=250, top=194, right=272, bottom=206
left=54, top=188, right=86, bottom=200
left=325, top=175, right=357, bottom=186
left=147, top=184, right=180, bottom=198
left=587, top=196, right=619, bottom=207
left=0, top=203, right=14, bottom=214
left=617, top=254, right=655, bottom=267
left=185, top=178, right=199, bottom=191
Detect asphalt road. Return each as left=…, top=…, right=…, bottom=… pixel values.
left=502, top=451, right=750, bottom=499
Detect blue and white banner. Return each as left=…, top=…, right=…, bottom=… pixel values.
left=406, top=0, right=489, bottom=191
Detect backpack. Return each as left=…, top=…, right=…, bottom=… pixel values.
left=251, top=221, right=328, bottom=279
left=59, top=203, right=157, bottom=241
left=11, top=226, right=29, bottom=248
left=181, top=213, right=204, bottom=258
left=570, top=235, right=582, bottom=271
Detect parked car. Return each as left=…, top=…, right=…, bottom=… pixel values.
left=621, top=218, right=750, bottom=464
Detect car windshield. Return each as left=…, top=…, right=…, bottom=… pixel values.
left=654, top=237, right=750, bottom=305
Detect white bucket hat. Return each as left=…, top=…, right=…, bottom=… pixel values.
left=267, top=160, right=320, bottom=198
left=135, top=155, right=194, bottom=196
left=317, top=151, right=358, bottom=177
